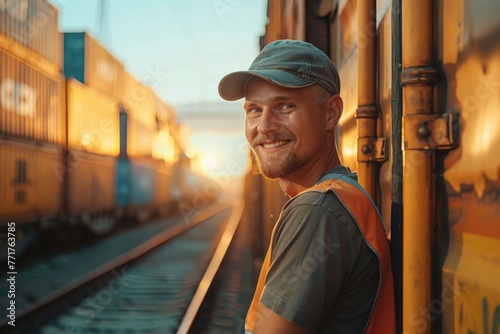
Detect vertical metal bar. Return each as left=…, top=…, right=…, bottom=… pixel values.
left=401, top=1, right=436, bottom=333
left=356, top=0, right=378, bottom=201
left=391, top=0, right=403, bottom=332
left=305, top=0, right=329, bottom=53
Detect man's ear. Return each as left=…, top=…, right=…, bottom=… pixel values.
left=326, top=95, right=343, bottom=130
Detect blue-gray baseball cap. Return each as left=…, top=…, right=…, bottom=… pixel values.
left=218, top=39, right=340, bottom=101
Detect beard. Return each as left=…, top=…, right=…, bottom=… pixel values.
left=253, top=148, right=307, bottom=180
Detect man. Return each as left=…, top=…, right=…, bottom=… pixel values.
left=218, top=40, right=395, bottom=333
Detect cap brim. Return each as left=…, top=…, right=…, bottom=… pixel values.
left=218, top=70, right=317, bottom=101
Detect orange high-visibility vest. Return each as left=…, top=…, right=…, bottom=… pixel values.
left=245, top=176, right=396, bottom=333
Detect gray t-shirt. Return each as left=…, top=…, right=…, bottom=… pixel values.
left=260, top=175, right=380, bottom=333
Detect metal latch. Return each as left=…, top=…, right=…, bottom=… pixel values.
left=403, top=112, right=460, bottom=150
left=358, top=137, right=387, bottom=162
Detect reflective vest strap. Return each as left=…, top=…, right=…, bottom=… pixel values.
left=311, top=179, right=396, bottom=334
left=245, top=241, right=272, bottom=331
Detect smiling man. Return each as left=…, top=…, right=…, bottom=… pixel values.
left=218, top=39, right=395, bottom=334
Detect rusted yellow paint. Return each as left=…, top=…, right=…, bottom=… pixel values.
left=453, top=233, right=500, bottom=333
left=402, top=149, right=433, bottom=333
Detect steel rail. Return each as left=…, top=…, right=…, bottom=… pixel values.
left=3, top=202, right=231, bottom=334
left=176, top=198, right=245, bottom=334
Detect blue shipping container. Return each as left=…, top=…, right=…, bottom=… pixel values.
left=115, top=158, right=154, bottom=207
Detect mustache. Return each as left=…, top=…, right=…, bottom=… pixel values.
left=251, top=133, right=295, bottom=146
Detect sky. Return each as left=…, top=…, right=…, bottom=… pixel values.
left=52, top=0, right=267, bottom=106
left=51, top=0, right=268, bottom=181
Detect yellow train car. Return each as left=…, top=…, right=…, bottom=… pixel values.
left=248, top=0, right=500, bottom=333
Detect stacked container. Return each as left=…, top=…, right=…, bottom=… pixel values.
left=152, top=96, right=175, bottom=212
left=63, top=32, right=122, bottom=231
left=153, top=160, right=172, bottom=216
left=122, top=70, right=156, bottom=157
left=0, top=48, right=65, bottom=143
left=0, top=142, right=62, bottom=223
left=116, top=70, right=154, bottom=219
left=66, top=79, right=120, bottom=156
left=0, top=0, right=62, bottom=65
left=63, top=32, right=123, bottom=101
left=0, top=0, right=65, bottom=225
left=1, top=2, right=188, bottom=233
left=152, top=97, right=179, bottom=165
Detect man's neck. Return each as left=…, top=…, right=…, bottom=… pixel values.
left=278, top=155, right=343, bottom=197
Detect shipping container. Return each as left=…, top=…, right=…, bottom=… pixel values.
left=115, top=157, right=154, bottom=208
left=0, top=139, right=63, bottom=224
left=153, top=161, right=172, bottom=208
left=155, top=94, right=175, bottom=125
left=63, top=32, right=124, bottom=101
left=115, top=158, right=130, bottom=208
left=67, top=79, right=120, bottom=156
left=154, top=97, right=182, bottom=165
left=127, top=114, right=153, bottom=157
left=0, top=48, right=65, bottom=144
left=0, top=0, right=62, bottom=66
left=129, top=158, right=155, bottom=206
left=66, top=150, right=116, bottom=217
left=151, top=129, right=169, bottom=162
left=115, top=157, right=157, bottom=222
left=160, top=121, right=182, bottom=165
left=122, top=70, right=157, bottom=129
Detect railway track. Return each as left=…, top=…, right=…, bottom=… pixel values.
left=2, top=200, right=245, bottom=334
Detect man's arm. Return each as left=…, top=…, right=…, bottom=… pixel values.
left=253, top=304, right=309, bottom=334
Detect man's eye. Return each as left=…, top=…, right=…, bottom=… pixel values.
left=246, top=107, right=261, bottom=115
left=280, top=103, right=295, bottom=110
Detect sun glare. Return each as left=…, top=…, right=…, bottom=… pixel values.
left=201, top=155, right=217, bottom=171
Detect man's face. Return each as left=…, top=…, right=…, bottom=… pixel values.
left=243, top=77, right=331, bottom=180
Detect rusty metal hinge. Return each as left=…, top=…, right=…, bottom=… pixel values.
left=358, top=137, right=387, bottom=162
left=403, top=112, right=460, bottom=150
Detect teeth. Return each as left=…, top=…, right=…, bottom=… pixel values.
left=263, top=140, right=287, bottom=149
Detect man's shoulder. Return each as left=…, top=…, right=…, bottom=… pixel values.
left=286, top=186, right=342, bottom=209
left=282, top=188, right=355, bottom=230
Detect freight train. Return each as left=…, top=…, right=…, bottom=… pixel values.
left=0, top=1, right=211, bottom=252
left=243, top=0, right=500, bottom=333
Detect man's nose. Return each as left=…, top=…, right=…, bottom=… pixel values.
left=256, top=108, right=279, bottom=134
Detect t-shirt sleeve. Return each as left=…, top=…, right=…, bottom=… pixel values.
left=259, top=192, right=361, bottom=332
